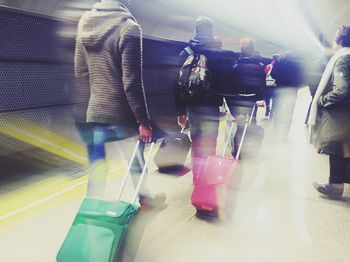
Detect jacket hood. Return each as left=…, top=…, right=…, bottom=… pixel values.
left=77, top=1, right=135, bottom=48
left=188, top=32, right=221, bottom=52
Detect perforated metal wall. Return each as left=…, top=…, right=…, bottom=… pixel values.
left=0, top=62, right=25, bottom=111
left=0, top=105, right=80, bottom=155
left=23, top=63, right=74, bottom=108
left=0, top=7, right=76, bottom=156
left=0, top=8, right=71, bottom=63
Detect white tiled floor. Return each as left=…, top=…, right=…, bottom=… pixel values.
left=1, top=88, right=350, bottom=262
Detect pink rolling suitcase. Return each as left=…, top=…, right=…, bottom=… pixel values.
left=191, top=105, right=255, bottom=216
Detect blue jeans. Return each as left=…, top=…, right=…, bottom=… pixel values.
left=77, top=123, right=145, bottom=198
left=187, top=106, right=220, bottom=181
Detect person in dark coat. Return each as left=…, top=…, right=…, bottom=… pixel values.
left=225, top=37, right=266, bottom=157
left=270, top=51, right=304, bottom=140
left=311, top=25, right=350, bottom=197
left=75, top=0, right=165, bottom=205
left=175, top=16, right=223, bottom=183
left=264, top=54, right=280, bottom=118
left=304, top=56, right=328, bottom=125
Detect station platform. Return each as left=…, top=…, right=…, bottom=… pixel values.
left=1, top=88, right=350, bottom=262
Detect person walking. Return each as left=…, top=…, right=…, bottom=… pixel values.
left=75, top=0, right=165, bottom=205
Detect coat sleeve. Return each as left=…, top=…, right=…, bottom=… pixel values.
left=119, top=23, right=150, bottom=124
left=73, top=39, right=90, bottom=122
left=319, top=56, right=350, bottom=107
left=174, top=50, right=188, bottom=116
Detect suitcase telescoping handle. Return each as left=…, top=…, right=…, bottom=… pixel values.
left=235, top=104, right=257, bottom=160
left=223, top=104, right=257, bottom=160
left=116, top=140, right=156, bottom=204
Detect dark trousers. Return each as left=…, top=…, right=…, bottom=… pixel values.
left=265, top=87, right=275, bottom=116
left=226, top=99, right=256, bottom=156
left=329, top=154, right=350, bottom=184
left=187, top=105, right=220, bottom=180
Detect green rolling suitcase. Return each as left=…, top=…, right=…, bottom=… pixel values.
left=57, top=141, right=155, bottom=262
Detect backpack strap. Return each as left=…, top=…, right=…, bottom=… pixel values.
left=184, top=46, right=194, bottom=56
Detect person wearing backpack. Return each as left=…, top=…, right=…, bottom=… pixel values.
left=225, top=37, right=266, bottom=157
left=175, top=16, right=223, bottom=183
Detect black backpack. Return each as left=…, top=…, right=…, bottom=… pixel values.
left=270, top=53, right=304, bottom=87
left=230, top=56, right=266, bottom=98
left=178, top=49, right=213, bottom=102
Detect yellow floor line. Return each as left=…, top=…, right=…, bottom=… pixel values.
left=0, top=118, right=88, bottom=165
left=0, top=180, right=87, bottom=221
left=0, top=143, right=160, bottom=224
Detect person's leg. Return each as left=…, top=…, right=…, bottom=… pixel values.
left=273, top=87, right=297, bottom=140
left=265, top=89, right=272, bottom=117
left=200, top=108, right=220, bottom=157
left=228, top=103, right=254, bottom=157
left=86, top=125, right=109, bottom=198
left=187, top=106, right=220, bottom=183
left=313, top=154, right=347, bottom=197
left=269, top=87, right=276, bottom=119
left=114, top=127, right=165, bottom=206
left=108, top=126, right=146, bottom=191
left=117, top=136, right=148, bottom=193
left=329, top=154, right=348, bottom=184
left=281, top=88, right=297, bottom=137
left=187, top=107, right=204, bottom=183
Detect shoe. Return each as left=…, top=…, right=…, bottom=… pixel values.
left=313, top=182, right=344, bottom=198
left=139, top=193, right=166, bottom=207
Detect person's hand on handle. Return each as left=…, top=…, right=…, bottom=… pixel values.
left=256, top=100, right=265, bottom=107
left=139, top=122, right=152, bottom=143
left=177, top=115, right=187, bottom=129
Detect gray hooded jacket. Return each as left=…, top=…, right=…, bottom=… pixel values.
left=75, top=0, right=150, bottom=126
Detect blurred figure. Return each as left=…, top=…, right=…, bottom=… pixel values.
left=311, top=25, right=350, bottom=198
left=270, top=51, right=304, bottom=140
left=240, top=37, right=257, bottom=56
left=264, top=54, right=280, bottom=118
left=225, top=37, right=266, bottom=157
left=75, top=0, right=165, bottom=205
left=176, top=16, right=223, bottom=183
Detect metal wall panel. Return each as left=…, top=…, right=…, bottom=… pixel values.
left=0, top=62, right=25, bottom=111
left=0, top=8, right=70, bottom=63
left=0, top=105, right=80, bottom=156
left=23, top=63, right=74, bottom=108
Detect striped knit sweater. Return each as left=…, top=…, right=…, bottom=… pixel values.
left=74, top=0, right=150, bottom=126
